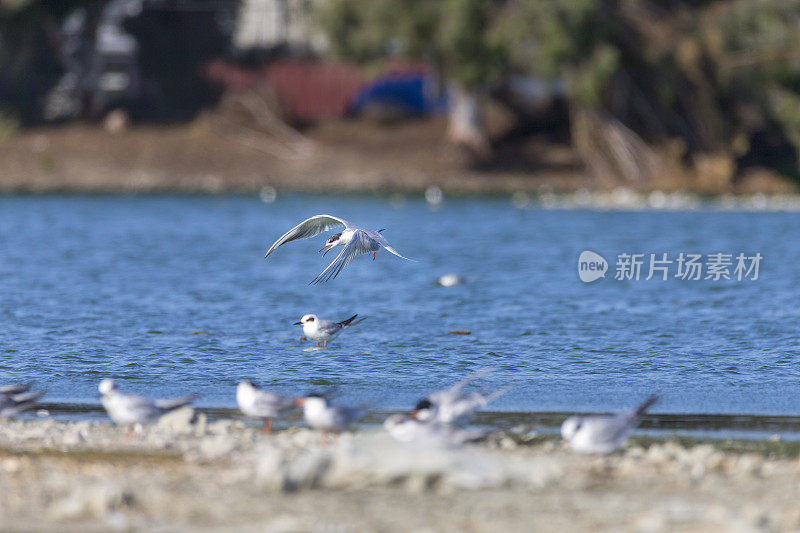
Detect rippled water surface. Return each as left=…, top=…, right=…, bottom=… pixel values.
left=1, top=195, right=799, bottom=419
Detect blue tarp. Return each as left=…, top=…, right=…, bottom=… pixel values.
left=350, top=72, right=447, bottom=115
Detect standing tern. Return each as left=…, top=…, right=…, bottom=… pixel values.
left=99, top=378, right=195, bottom=427
left=293, top=313, right=366, bottom=348
left=0, top=383, right=45, bottom=418
left=236, top=379, right=296, bottom=433
left=560, top=396, right=658, bottom=454
left=296, top=393, right=369, bottom=444
left=264, top=214, right=414, bottom=283
left=412, top=367, right=511, bottom=426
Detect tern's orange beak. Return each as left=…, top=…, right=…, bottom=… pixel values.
left=410, top=411, right=418, bottom=419
left=319, top=244, right=331, bottom=254
left=295, top=398, right=305, bottom=407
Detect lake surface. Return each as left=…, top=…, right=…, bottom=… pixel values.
left=1, top=194, right=799, bottom=426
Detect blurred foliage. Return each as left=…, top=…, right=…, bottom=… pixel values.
left=492, top=0, right=618, bottom=102
left=2, top=0, right=800, bottom=181
left=318, top=0, right=800, bottom=179
left=701, top=0, right=800, bottom=169
left=317, top=0, right=505, bottom=88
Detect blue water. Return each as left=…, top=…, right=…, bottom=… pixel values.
left=1, top=194, right=799, bottom=416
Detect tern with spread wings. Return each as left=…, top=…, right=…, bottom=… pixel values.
left=264, top=214, right=414, bottom=283
left=412, top=367, right=511, bottom=426
left=0, top=383, right=45, bottom=418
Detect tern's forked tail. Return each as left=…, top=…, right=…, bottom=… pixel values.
left=156, top=395, right=196, bottom=412
left=339, top=314, right=367, bottom=328
left=634, top=395, right=659, bottom=416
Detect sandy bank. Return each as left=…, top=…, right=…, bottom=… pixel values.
left=2, top=119, right=795, bottom=196
left=0, top=119, right=586, bottom=195
left=0, top=416, right=798, bottom=531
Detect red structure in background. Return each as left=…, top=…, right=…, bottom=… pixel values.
left=204, top=59, right=365, bottom=122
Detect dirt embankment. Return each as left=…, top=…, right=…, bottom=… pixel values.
left=2, top=115, right=794, bottom=196
left=0, top=417, right=799, bottom=531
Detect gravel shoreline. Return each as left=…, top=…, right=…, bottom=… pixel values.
left=1, top=414, right=798, bottom=531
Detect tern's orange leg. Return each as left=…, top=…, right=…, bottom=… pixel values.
left=372, top=252, right=376, bottom=260
left=126, top=424, right=143, bottom=441
left=262, top=418, right=273, bottom=434
left=323, top=341, right=327, bottom=348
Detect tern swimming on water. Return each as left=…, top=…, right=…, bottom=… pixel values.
left=99, top=378, right=195, bottom=427
left=560, top=396, right=658, bottom=454
left=412, top=367, right=512, bottom=426
left=0, top=383, right=45, bottom=418
left=264, top=214, right=414, bottom=284
left=236, top=379, right=296, bottom=433
left=294, top=313, right=366, bottom=348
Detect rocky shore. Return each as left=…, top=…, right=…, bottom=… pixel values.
left=0, top=413, right=798, bottom=532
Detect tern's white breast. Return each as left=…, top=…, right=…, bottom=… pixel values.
left=236, top=384, right=260, bottom=418
left=303, top=320, right=339, bottom=341
left=103, top=394, right=153, bottom=425
left=303, top=399, right=338, bottom=430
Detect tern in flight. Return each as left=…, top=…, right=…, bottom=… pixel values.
left=264, top=215, right=414, bottom=283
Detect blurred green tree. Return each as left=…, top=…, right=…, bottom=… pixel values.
left=318, top=0, right=800, bottom=186
left=318, top=0, right=505, bottom=156
left=495, top=0, right=800, bottom=184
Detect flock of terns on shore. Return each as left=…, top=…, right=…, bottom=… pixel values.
left=3, top=214, right=659, bottom=454
left=1, top=373, right=657, bottom=454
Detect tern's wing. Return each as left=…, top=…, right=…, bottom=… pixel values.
left=310, top=230, right=373, bottom=284
left=376, top=234, right=416, bottom=261
left=338, top=403, right=370, bottom=425
left=446, top=367, right=495, bottom=396
left=0, top=389, right=44, bottom=418
left=317, top=320, right=342, bottom=335
left=0, top=383, right=31, bottom=395
left=264, top=215, right=349, bottom=258
left=154, top=395, right=195, bottom=413
left=117, top=394, right=162, bottom=422
left=604, top=396, right=658, bottom=440
left=442, top=393, right=488, bottom=422
left=254, top=391, right=295, bottom=413
left=582, top=414, right=638, bottom=446
left=583, top=396, right=658, bottom=446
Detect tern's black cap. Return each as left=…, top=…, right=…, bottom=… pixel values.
left=414, top=398, right=433, bottom=411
